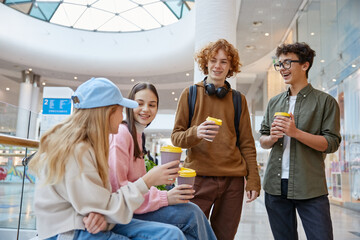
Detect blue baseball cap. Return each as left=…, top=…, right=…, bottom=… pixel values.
left=72, top=77, right=138, bottom=109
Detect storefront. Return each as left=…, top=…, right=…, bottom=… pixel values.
left=296, top=0, right=360, bottom=210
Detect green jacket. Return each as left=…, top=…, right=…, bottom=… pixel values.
left=260, top=84, right=341, bottom=199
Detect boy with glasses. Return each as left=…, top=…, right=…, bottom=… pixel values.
left=260, top=42, right=341, bottom=240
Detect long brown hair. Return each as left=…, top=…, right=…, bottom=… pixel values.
left=29, top=105, right=118, bottom=188
left=126, top=82, right=159, bottom=158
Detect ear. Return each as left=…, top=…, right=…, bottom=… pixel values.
left=302, top=62, right=310, bottom=72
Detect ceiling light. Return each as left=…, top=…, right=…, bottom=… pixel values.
left=332, top=78, right=336, bottom=82
left=172, top=92, right=175, bottom=95
left=186, top=73, right=190, bottom=76
left=310, top=32, right=315, bottom=36
left=322, top=87, right=325, bottom=90
left=131, top=78, right=135, bottom=82
left=174, top=98, right=178, bottom=101
left=258, top=10, right=263, bottom=14
left=245, top=45, right=256, bottom=50
left=252, top=21, right=263, bottom=27
left=5, top=87, right=10, bottom=91
left=351, top=64, right=356, bottom=68
left=264, top=33, right=270, bottom=37
left=276, top=3, right=282, bottom=7
left=320, top=59, right=325, bottom=63
left=74, top=76, right=77, bottom=80
left=28, top=68, right=32, bottom=71
left=42, top=82, right=46, bottom=86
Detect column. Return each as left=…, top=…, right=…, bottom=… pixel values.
left=16, top=70, right=41, bottom=139
left=29, top=74, right=40, bottom=139
left=193, top=0, right=238, bottom=88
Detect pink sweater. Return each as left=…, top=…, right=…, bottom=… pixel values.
left=109, top=124, right=168, bottom=214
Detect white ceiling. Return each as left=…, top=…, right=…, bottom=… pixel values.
left=0, top=0, right=305, bottom=112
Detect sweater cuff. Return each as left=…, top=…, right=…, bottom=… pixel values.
left=189, top=126, right=202, bottom=146
left=159, top=191, right=169, bottom=207
left=245, top=178, right=261, bottom=193
left=135, top=178, right=149, bottom=195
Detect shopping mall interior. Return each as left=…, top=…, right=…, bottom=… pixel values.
left=0, top=0, right=359, bottom=239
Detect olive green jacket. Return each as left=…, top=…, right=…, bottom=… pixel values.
left=260, top=84, right=341, bottom=199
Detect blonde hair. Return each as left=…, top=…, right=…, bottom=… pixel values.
left=195, top=39, right=242, bottom=78
left=29, top=105, right=118, bottom=188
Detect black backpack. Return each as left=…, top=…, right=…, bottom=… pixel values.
left=187, top=85, right=242, bottom=148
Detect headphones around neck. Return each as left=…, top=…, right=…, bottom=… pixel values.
left=203, top=77, right=231, bottom=98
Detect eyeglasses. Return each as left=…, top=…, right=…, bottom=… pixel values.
left=274, top=60, right=300, bottom=71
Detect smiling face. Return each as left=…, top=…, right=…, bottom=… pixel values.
left=207, top=49, right=231, bottom=87
left=109, top=105, right=123, bottom=134
left=133, top=89, right=158, bottom=126
left=278, top=52, right=309, bottom=85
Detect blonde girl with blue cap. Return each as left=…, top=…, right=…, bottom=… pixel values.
left=29, top=77, right=186, bottom=240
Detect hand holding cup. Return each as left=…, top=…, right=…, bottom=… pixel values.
left=272, top=112, right=291, bottom=136
left=197, top=116, right=222, bottom=142
left=142, top=161, right=180, bottom=188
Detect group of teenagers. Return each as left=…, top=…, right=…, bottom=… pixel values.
left=29, top=39, right=341, bottom=240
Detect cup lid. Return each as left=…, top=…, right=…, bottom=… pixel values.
left=178, top=167, right=196, bottom=177
left=160, top=145, right=182, bottom=153
left=206, top=116, right=222, bottom=126
left=274, top=112, right=290, bottom=117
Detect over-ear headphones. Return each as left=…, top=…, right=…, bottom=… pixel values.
left=203, top=77, right=231, bottom=98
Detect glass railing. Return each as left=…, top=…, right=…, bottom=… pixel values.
left=0, top=101, right=40, bottom=239
left=0, top=134, right=38, bottom=240
left=0, top=101, right=41, bottom=140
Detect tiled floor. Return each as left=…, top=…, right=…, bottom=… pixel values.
left=235, top=194, right=360, bottom=239
left=1, top=183, right=360, bottom=239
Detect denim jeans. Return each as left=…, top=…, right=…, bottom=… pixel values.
left=46, top=218, right=186, bottom=240
left=134, top=202, right=217, bottom=240
left=265, top=179, right=333, bottom=240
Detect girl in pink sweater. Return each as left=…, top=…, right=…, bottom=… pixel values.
left=109, top=83, right=216, bottom=240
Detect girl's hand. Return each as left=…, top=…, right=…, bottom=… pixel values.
left=142, top=161, right=180, bottom=188
left=167, top=184, right=194, bottom=205
left=83, top=212, right=107, bottom=234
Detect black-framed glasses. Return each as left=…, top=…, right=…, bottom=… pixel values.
left=274, top=60, right=300, bottom=71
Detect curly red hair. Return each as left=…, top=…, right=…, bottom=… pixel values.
left=195, top=39, right=242, bottom=78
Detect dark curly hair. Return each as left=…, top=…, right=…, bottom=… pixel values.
left=195, top=39, right=242, bottom=78
left=276, top=42, right=316, bottom=78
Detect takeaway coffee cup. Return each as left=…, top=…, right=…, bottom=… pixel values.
left=274, top=112, right=290, bottom=118
left=274, top=112, right=290, bottom=135
left=204, top=116, right=222, bottom=142
left=160, top=145, right=182, bottom=168
left=177, top=167, right=196, bottom=186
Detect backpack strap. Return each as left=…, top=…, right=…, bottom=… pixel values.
left=188, top=85, right=197, bottom=128
left=232, top=89, right=242, bottom=148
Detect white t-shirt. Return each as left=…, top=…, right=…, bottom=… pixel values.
left=281, top=96, right=297, bottom=179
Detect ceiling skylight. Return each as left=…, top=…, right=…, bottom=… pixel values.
left=2, top=0, right=194, bottom=32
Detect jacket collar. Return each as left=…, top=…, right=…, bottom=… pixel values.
left=285, top=83, right=313, bottom=98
